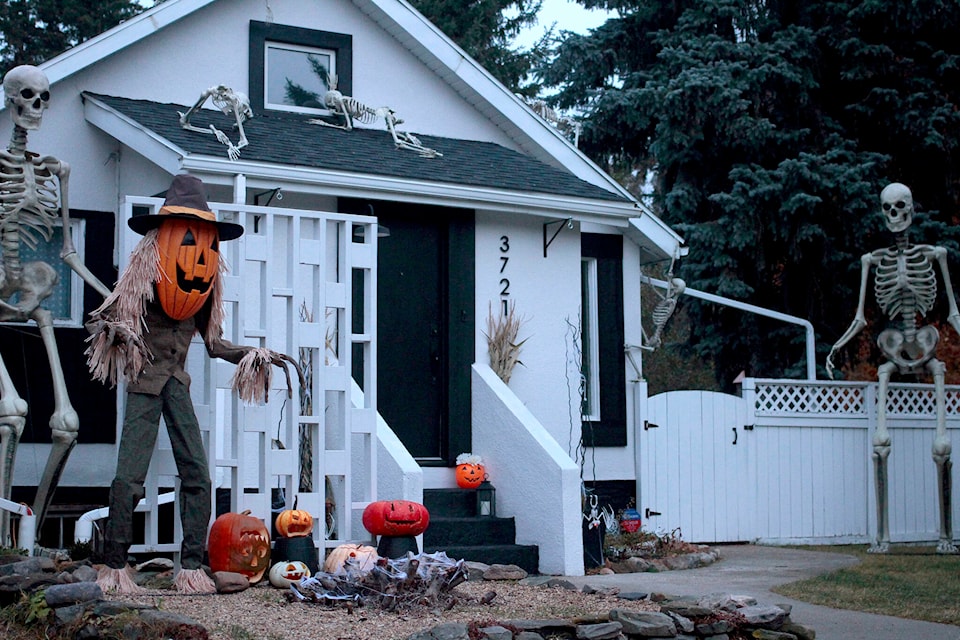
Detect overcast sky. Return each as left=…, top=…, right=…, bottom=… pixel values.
left=514, top=0, right=613, bottom=49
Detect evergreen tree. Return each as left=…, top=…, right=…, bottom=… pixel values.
left=411, top=0, right=548, bottom=96
left=0, top=0, right=149, bottom=76
left=543, top=0, right=960, bottom=387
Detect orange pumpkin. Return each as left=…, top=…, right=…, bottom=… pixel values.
left=362, top=500, right=430, bottom=537
left=456, top=463, right=485, bottom=489
left=208, top=510, right=271, bottom=582
left=156, top=217, right=220, bottom=320
left=273, top=496, right=313, bottom=538
left=275, top=506, right=314, bottom=538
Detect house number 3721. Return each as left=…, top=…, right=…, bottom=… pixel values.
left=499, top=235, right=510, bottom=316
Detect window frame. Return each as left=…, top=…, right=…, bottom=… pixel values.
left=580, top=256, right=601, bottom=421
left=580, top=233, right=627, bottom=447
left=249, top=21, right=353, bottom=116
left=0, top=219, right=86, bottom=327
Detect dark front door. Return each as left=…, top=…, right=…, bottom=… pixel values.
left=341, top=199, right=474, bottom=464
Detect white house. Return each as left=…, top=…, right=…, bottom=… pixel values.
left=1, top=0, right=685, bottom=575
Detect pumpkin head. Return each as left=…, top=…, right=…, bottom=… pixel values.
left=362, top=500, right=430, bottom=537
left=156, top=217, right=220, bottom=320
left=268, top=560, right=311, bottom=588
left=322, top=543, right=379, bottom=575
left=275, top=507, right=314, bottom=538
left=208, top=510, right=271, bottom=582
left=456, top=463, right=485, bottom=489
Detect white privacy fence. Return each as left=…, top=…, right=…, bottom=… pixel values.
left=110, top=197, right=377, bottom=560
left=637, top=378, right=960, bottom=545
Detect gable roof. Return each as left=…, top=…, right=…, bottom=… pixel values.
left=85, top=93, right=626, bottom=204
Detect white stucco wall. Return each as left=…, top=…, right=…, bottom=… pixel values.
left=473, top=211, right=583, bottom=460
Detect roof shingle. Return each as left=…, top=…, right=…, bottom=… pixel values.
left=85, top=93, right=628, bottom=203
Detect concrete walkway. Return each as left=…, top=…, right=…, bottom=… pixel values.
left=561, top=544, right=960, bottom=640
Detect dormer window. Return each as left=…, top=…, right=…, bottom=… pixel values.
left=249, top=21, right=352, bottom=115
left=265, top=42, right=335, bottom=113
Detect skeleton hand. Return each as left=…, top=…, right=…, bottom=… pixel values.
left=826, top=348, right=839, bottom=380
left=948, top=313, right=960, bottom=339
left=211, top=126, right=242, bottom=160
left=269, top=351, right=305, bottom=399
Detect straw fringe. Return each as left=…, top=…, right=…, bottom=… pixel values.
left=231, top=347, right=275, bottom=404
left=96, top=566, right=145, bottom=594
left=174, top=568, right=217, bottom=594
left=85, top=230, right=159, bottom=387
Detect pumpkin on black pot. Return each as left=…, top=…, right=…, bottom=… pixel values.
left=362, top=500, right=430, bottom=537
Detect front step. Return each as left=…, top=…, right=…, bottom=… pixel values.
left=422, top=489, right=539, bottom=574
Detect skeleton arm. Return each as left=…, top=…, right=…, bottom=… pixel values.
left=932, top=246, right=960, bottom=336
left=54, top=160, right=111, bottom=298
left=827, top=252, right=875, bottom=379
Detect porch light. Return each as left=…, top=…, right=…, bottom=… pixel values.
left=476, top=476, right=496, bottom=517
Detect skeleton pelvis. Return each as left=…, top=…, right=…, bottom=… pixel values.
left=878, top=325, right=939, bottom=372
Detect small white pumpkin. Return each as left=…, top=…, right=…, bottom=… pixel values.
left=268, top=560, right=311, bottom=588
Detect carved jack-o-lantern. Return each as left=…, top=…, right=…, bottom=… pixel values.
left=362, top=500, right=430, bottom=537
left=156, top=218, right=220, bottom=320
left=208, top=510, right=271, bottom=583
left=456, top=463, right=485, bottom=489
left=268, top=560, right=311, bottom=588
left=275, top=507, right=314, bottom=538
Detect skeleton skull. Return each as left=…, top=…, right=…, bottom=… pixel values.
left=3, top=65, right=50, bottom=131
left=880, top=182, right=913, bottom=234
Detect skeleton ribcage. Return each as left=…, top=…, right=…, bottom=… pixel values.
left=0, top=157, right=60, bottom=285
left=874, top=246, right=937, bottom=332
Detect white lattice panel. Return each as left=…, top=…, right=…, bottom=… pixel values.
left=753, top=381, right=866, bottom=416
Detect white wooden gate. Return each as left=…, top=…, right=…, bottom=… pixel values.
left=641, top=390, right=752, bottom=542
left=638, top=379, right=960, bottom=545
left=116, top=197, right=378, bottom=560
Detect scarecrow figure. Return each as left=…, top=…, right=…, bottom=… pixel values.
left=86, top=174, right=299, bottom=593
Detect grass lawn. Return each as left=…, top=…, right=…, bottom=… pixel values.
left=773, top=545, right=960, bottom=625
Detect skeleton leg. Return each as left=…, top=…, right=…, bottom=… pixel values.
left=869, top=361, right=896, bottom=553
left=30, top=308, right=79, bottom=532
left=928, top=358, right=957, bottom=553
left=0, top=353, right=28, bottom=547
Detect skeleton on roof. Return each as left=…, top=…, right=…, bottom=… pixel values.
left=524, top=97, right=581, bottom=147
left=0, top=65, right=113, bottom=546
left=178, top=85, right=253, bottom=161
left=828, top=183, right=960, bottom=554
left=308, top=75, right=442, bottom=158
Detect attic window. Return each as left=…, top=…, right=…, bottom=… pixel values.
left=265, top=42, right=335, bottom=113
left=249, top=21, right=352, bottom=115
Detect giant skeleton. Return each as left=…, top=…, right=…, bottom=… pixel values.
left=828, top=183, right=960, bottom=554
left=0, top=66, right=111, bottom=546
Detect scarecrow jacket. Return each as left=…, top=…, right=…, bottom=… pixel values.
left=128, top=300, right=251, bottom=395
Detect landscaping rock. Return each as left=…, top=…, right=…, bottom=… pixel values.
left=575, top=620, right=622, bottom=639
left=484, top=564, right=528, bottom=580
left=609, top=608, right=677, bottom=636
left=213, top=571, right=250, bottom=593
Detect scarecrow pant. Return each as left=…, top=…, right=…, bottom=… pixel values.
left=105, top=378, right=211, bottom=570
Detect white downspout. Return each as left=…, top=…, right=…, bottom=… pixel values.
left=643, top=276, right=817, bottom=381
left=0, top=498, right=35, bottom=555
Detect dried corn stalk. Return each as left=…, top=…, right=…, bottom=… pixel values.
left=485, top=301, right=528, bottom=384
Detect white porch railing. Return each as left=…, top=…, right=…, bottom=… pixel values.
left=639, top=377, right=960, bottom=546
left=82, top=198, right=379, bottom=561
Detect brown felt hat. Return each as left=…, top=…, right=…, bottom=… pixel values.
left=128, top=174, right=244, bottom=240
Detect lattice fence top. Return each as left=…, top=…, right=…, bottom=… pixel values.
left=752, top=379, right=960, bottom=417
